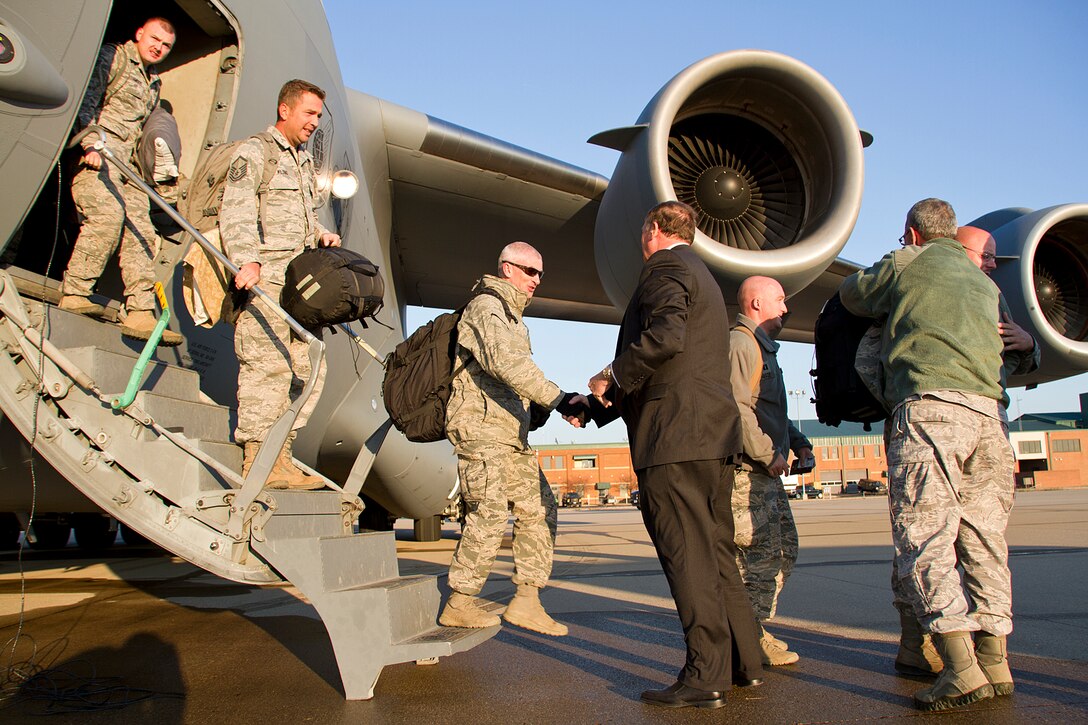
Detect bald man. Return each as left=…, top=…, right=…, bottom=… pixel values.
left=729, top=276, right=812, bottom=666
left=956, top=226, right=1040, bottom=389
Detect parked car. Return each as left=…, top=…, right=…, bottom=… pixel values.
left=561, top=491, right=583, bottom=508
left=630, top=490, right=640, bottom=509
left=857, top=478, right=888, bottom=494
left=788, top=484, right=823, bottom=500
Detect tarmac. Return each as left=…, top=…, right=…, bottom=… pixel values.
left=1, top=488, right=1086, bottom=723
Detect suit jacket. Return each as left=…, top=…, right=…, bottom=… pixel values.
left=593, top=244, right=743, bottom=470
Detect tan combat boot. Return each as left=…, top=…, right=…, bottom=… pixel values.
left=760, top=625, right=800, bottom=666
left=914, top=631, right=995, bottom=711
left=975, top=632, right=1014, bottom=696
left=240, top=441, right=290, bottom=488
left=438, top=591, right=501, bottom=628
left=59, top=295, right=107, bottom=318
left=502, top=584, right=568, bottom=636
left=895, top=610, right=943, bottom=677
left=266, top=438, right=324, bottom=490
left=121, top=310, right=183, bottom=346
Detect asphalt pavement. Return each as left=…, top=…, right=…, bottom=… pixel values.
left=1, top=489, right=1085, bottom=723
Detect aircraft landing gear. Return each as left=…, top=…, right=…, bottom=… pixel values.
left=413, top=515, right=442, bottom=542
left=26, top=519, right=72, bottom=549
left=72, top=513, right=116, bottom=550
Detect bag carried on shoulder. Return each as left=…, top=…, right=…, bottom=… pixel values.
left=810, top=291, right=889, bottom=429
left=382, top=288, right=512, bottom=443
left=178, top=132, right=279, bottom=327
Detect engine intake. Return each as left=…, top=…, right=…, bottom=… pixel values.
left=591, top=50, right=865, bottom=307
left=970, top=205, right=1088, bottom=385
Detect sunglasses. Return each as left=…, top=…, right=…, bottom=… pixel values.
left=503, top=260, right=544, bottom=280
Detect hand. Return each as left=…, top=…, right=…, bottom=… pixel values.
left=234, top=261, right=261, bottom=290
left=556, top=392, right=589, bottom=427
left=768, top=453, right=790, bottom=477
left=82, top=149, right=102, bottom=170
left=588, top=368, right=613, bottom=407
left=998, top=319, right=1034, bottom=353
left=319, top=232, right=342, bottom=247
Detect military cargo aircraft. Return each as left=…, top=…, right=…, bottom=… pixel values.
left=1, top=0, right=1085, bottom=700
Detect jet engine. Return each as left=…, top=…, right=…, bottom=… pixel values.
left=590, top=50, right=865, bottom=307
left=969, top=204, right=1088, bottom=386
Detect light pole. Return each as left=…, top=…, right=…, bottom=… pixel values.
left=788, top=389, right=806, bottom=497
left=788, top=389, right=805, bottom=436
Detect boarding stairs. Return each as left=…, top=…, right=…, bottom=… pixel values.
left=0, top=132, right=495, bottom=699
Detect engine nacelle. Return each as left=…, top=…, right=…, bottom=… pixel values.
left=969, top=204, right=1088, bottom=386
left=591, top=50, right=865, bottom=307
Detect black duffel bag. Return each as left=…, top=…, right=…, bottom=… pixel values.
left=281, top=247, right=385, bottom=330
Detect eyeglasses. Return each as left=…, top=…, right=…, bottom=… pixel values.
left=898, top=233, right=909, bottom=247
left=964, top=248, right=997, bottom=262
left=502, top=260, right=544, bottom=280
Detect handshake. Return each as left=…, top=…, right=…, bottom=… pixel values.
left=556, top=366, right=615, bottom=429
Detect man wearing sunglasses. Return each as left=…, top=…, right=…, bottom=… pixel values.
left=439, top=241, right=587, bottom=637
left=956, top=226, right=1039, bottom=385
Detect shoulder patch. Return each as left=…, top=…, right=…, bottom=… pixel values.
left=228, top=157, right=249, bottom=183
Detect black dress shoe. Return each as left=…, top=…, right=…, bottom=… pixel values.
left=640, top=681, right=727, bottom=709
left=733, top=676, right=764, bottom=688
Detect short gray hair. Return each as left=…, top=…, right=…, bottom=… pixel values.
left=497, top=241, right=541, bottom=275
left=907, top=198, right=958, bottom=241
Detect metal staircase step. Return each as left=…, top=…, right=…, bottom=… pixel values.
left=133, top=390, right=233, bottom=442
left=61, top=346, right=201, bottom=401
left=392, top=622, right=500, bottom=663
left=319, top=532, right=398, bottom=591
left=262, top=491, right=353, bottom=541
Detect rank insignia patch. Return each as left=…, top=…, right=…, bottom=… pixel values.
left=229, top=157, right=249, bottom=182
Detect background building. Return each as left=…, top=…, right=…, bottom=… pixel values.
left=538, top=402, right=1088, bottom=501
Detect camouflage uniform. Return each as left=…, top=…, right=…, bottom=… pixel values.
left=729, top=314, right=808, bottom=620
left=220, top=126, right=329, bottom=444
left=62, top=40, right=161, bottom=312
left=841, top=239, right=1014, bottom=636
left=445, top=275, right=565, bottom=595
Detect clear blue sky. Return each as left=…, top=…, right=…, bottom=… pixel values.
left=323, top=0, right=1088, bottom=445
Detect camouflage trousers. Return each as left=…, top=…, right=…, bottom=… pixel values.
left=63, top=150, right=158, bottom=311
left=733, top=468, right=798, bottom=620
left=887, top=397, right=1015, bottom=635
left=233, top=280, right=325, bottom=444
left=447, top=442, right=558, bottom=595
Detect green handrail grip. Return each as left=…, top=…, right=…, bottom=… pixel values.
left=112, top=283, right=172, bottom=410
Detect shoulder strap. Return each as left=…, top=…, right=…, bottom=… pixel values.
left=733, top=324, right=762, bottom=396
left=471, top=287, right=517, bottom=323
left=251, top=131, right=281, bottom=196
left=100, top=44, right=127, bottom=114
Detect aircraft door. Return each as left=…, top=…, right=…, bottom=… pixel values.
left=0, top=1, right=112, bottom=247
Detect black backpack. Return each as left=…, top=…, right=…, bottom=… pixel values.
left=281, top=247, right=385, bottom=331
left=383, top=288, right=512, bottom=443
left=810, top=292, right=888, bottom=430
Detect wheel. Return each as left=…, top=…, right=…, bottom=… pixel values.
left=73, top=513, right=116, bottom=550
left=413, top=515, right=442, bottom=542
left=0, top=513, right=20, bottom=550
left=26, top=520, right=72, bottom=549
left=119, top=522, right=150, bottom=546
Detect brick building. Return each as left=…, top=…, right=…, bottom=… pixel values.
left=536, top=408, right=1088, bottom=501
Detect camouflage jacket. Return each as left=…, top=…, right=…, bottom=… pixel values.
left=729, top=314, right=810, bottom=472
left=77, top=40, right=160, bottom=152
left=220, top=126, right=329, bottom=286
left=446, top=275, right=564, bottom=450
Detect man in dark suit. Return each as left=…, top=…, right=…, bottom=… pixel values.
left=582, top=201, right=764, bottom=708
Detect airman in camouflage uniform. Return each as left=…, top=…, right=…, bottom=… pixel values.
left=439, top=242, right=585, bottom=636
left=729, top=277, right=811, bottom=666
left=840, top=199, right=1015, bottom=711
left=61, top=18, right=182, bottom=345
left=220, top=80, right=340, bottom=490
